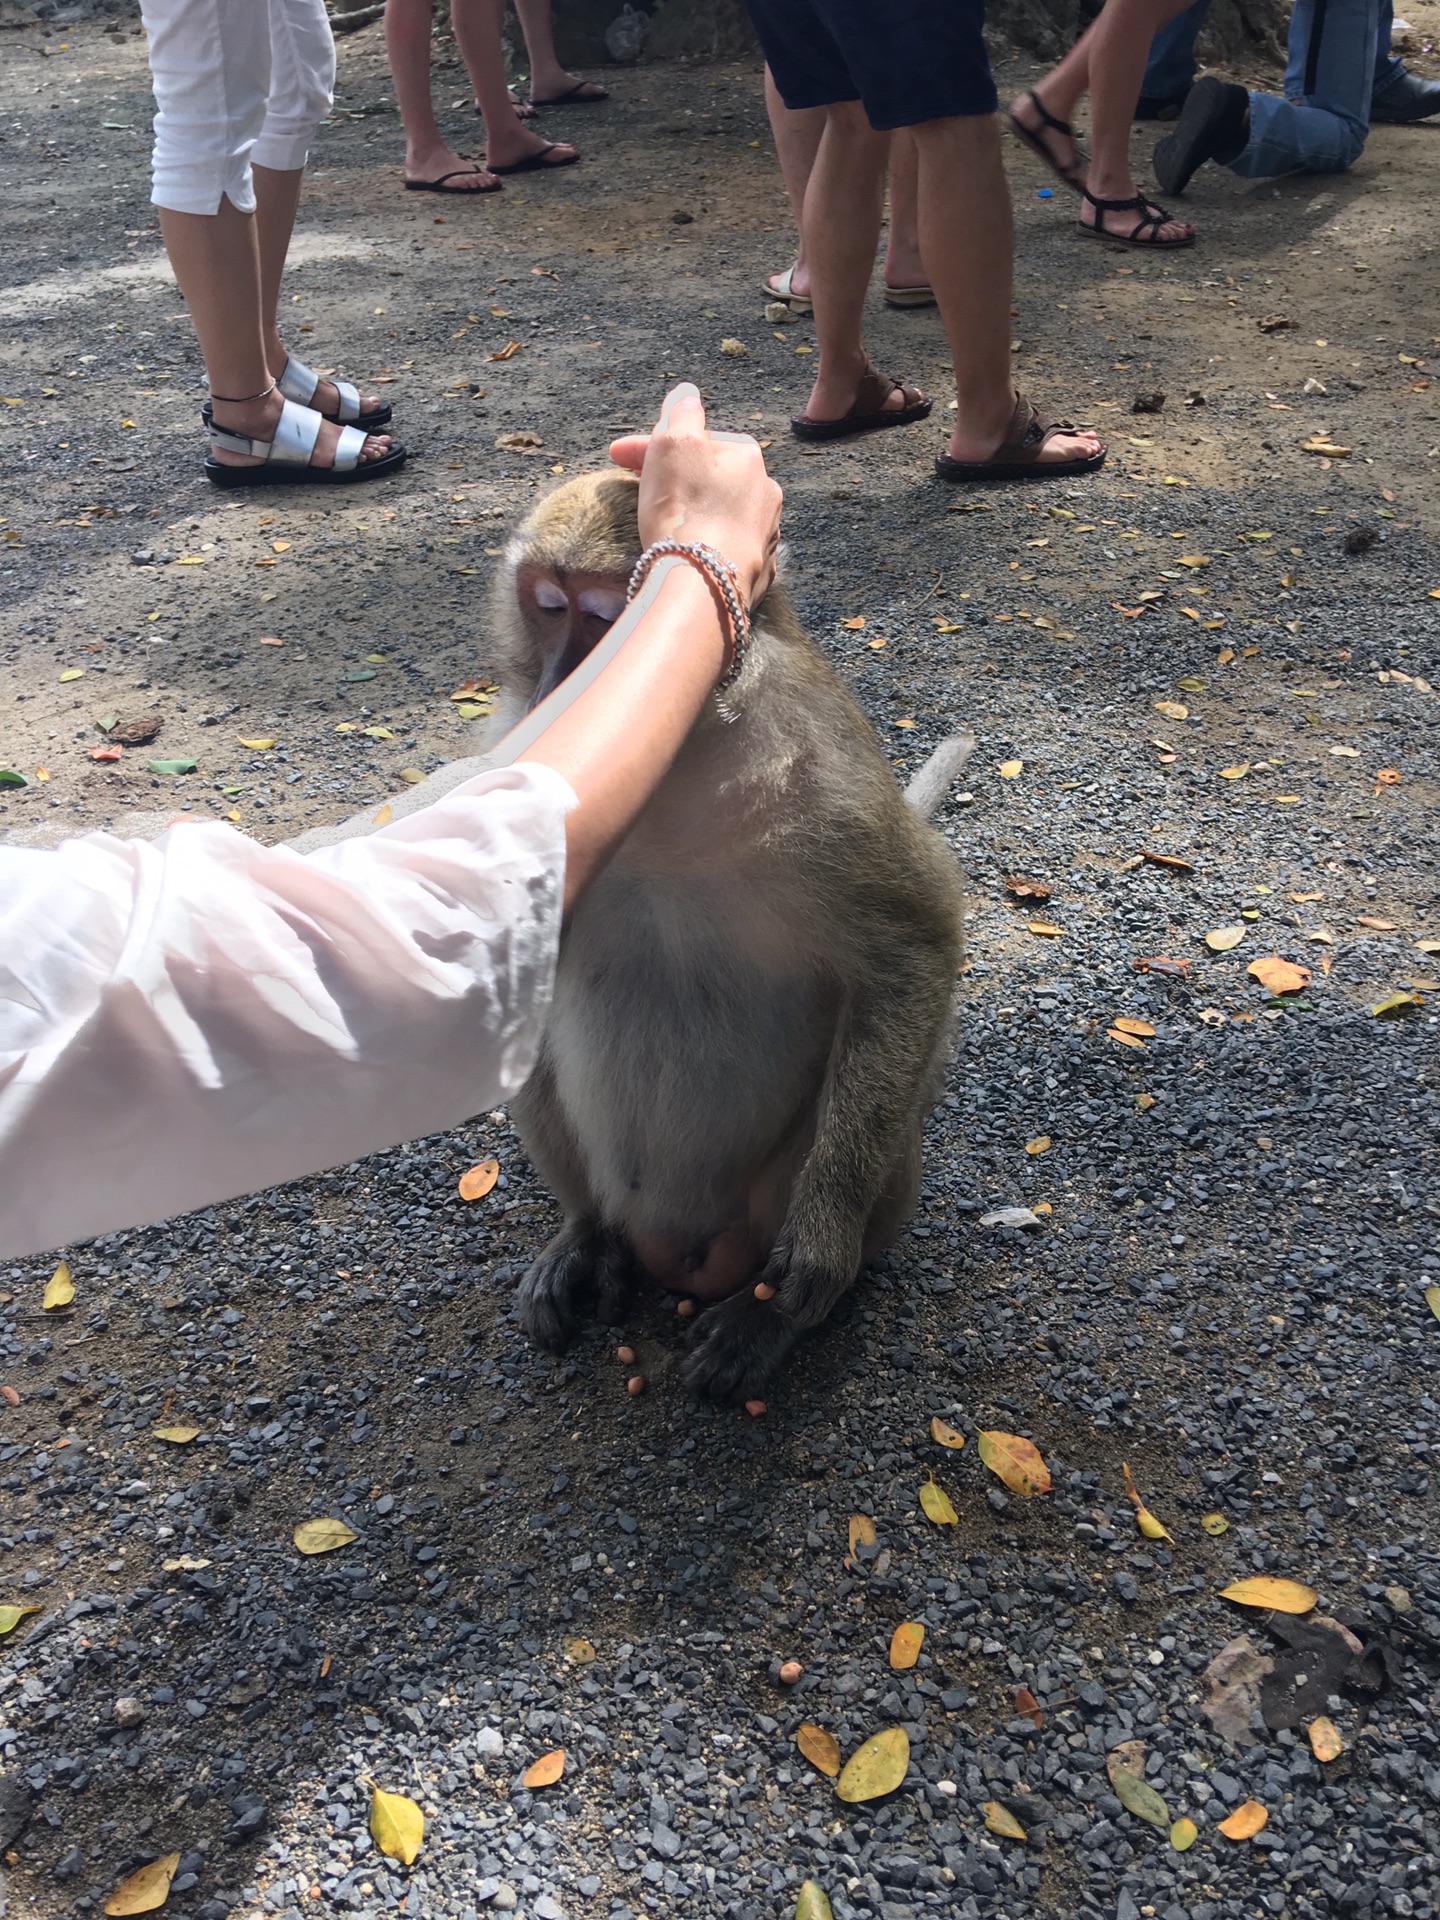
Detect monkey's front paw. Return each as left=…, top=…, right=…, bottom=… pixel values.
left=516, top=1222, right=635, bottom=1353
left=681, top=1291, right=798, bottom=1403
left=761, top=1239, right=862, bottom=1332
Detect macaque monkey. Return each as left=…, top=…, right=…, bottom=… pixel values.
left=485, top=472, right=966, bottom=1401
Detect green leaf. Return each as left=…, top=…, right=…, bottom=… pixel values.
left=344, top=668, right=378, bottom=683
left=0, top=769, right=27, bottom=788
left=1426, top=1285, right=1440, bottom=1324
left=147, top=759, right=197, bottom=776
left=795, top=1883, right=835, bottom=1920
left=836, top=1727, right=909, bottom=1802
left=982, top=1801, right=1027, bottom=1840
left=0, top=1604, right=41, bottom=1636
left=1112, top=1769, right=1171, bottom=1830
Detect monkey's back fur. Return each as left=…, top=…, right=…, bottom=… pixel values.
left=488, top=472, right=964, bottom=1401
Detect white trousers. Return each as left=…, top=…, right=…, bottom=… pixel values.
left=140, top=0, right=336, bottom=215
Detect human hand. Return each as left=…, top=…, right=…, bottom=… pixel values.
left=609, top=383, right=782, bottom=608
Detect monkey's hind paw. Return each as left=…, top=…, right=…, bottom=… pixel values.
left=516, top=1222, right=634, bottom=1353
left=681, top=1291, right=799, bottom=1403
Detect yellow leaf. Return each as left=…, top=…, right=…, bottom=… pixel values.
left=458, top=1158, right=500, bottom=1201
left=1370, top=991, right=1422, bottom=1018
left=1136, top=1092, right=1157, bottom=1110
left=1216, top=647, right=1236, bottom=663
left=1113, top=1018, right=1155, bottom=1038
left=365, top=654, right=388, bottom=665
left=889, top=1622, right=925, bottom=1670
left=982, top=1801, right=1027, bottom=1841
left=1177, top=675, right=1206, bottom=692
left=918, top=1477, right=958, bottom=1525
left=929, top=1417, right=965, bottom=1450
left=977, top=1431, right=1052, bottom=1497
left=1154, top=701, right=1189, bottom=720
left=271, top=539, right=292, bottom=553
left=1307, top=1717, right=1342, bottom=1762
left=1220, top=1577, right=1317, bottom=1614
left=562, top=1635, right=596, bottom=1665
left=1177, top=556, right=1209, bottom=570
left=1025, top=1135, right=1051, bottom=1155
left=1218, top=1799, right=1269, bottom=1840
left=1122, top=1462, right=1174, bottom=1543
left=236, top=736, right=275, bottom=751
left=998, top=758, right=1023, bottom=778
left=400, top=769, right=426, bottom=785
left=523, top=1749, right=566, bottom=1789
left=1424, top=1284, right=1440, bottom=1322
left=293, top=1517, right=357, bottom=1555
left=1247, top=954, right=1311, bottom=996
left=847, top=1514, right=877, bottom=1560
left=59, top=667, right=85, bottom=683
left=840, top=615, right=866, bottom=630
left=796, top=1882, right=836, bottom=1920
left=0, top=1605, right=40, bottom=1636
left=43, top=1260, right=75, bottom=1310
left=153, top=1425, right=200, bottom=1445
left=34, top=768, right=50, bottom=782
left=369, top=1784, right=424, bottom=1865
left=894, top=718, right=916, bottom=730
left=1219, top=763, right=1250, bottom=780
left=1109, top=1028, right=1145, bottom=1049
left=1206, top=926, right=1246, bottom=952
left=105, top=1853, right=180, bottom=1916
left=373, top=803, right=393, bottom=826
left=1201, top=1513, right=1230, bottom=1535
left=1027, top=921, right=1063, bottom=938
left=1170, top=1817, right=1198, bottom=1851
left=363, top=726, right=394, bottom=740
left=836, top=1727, right=910, bottom=1802
left=796, top=1724, right=842, bottom=1777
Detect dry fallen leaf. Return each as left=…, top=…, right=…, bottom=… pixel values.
left=999, top=759, right=1023, bottom=778
left=369, top=1784, right=424, bottom=1865
left=929, top=1417, right=965, bottom=1450
left=523, top=1749, right=566, bottom=1789
left=889, top=1622, right=925, bottom=1670
left=836, top=1727, right=909, bottom=1802
left=1206, top=927, right=1246, bottom=952
left=1025, top=1135, right=1051, bottom=1155
left=43, top=1260, right=74, bottom=1311
left=105, top=1853, right=181, bottom=1916
left=1154, top=701, right=1189, bottom=721
left=847, top=1514, right=877, bottom=1563
left=562, top=1635, right=596, bottom=1665
left=1371, top=991, right=1423, bottom=1018
left=918, top=1476, right=958, bottom=1525
left=1171, top=1817, right=1198, bottom=1851
left=373, top=803, right=393, bottom=826
left=795, top=1882, right=835, bottom=1920
left=1141, top=851, right=1195, bottom=873
left=982, top=1801, right=1026, bottom=1841
left=1218, top=1799, right=1269, bottom=1840
left=1004, top=875, right=1052, bottom=900
left=1028, top=920, right=1063, bottom=938
left=1112, top=1018, right=1155, bottom=1038
left=1201, top=1513, right=1230, bottom=1535
left=1247, top=954, right=1312, bottom=995
left=797, top=1724, right=842, bottom=1777
left=1109, top=1027, right=1145, bottom=1049
left=458, top=1158, right=500, bottom=1202
left=977, top=1431, right=1051, bottom=1497
left=1307, top=1716, right=1342, bottom=1762
left=1220, top=1576, right=1318, bottom=1615
left=1014, top=1687, right=1042, bottom=1729
left=153, top=1425, right=200, bottom=1445
left=1219, top=763, right=1250, bottom=780
left=293, top=1517, right=358, bottom=1556
left=1122, top=1462, right=1174, bottom=1542
left=840, top=615, right=866, bottom=630
left=1356, top=915, right=1397, bottom=931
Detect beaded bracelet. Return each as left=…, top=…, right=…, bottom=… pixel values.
left=625, top=540, right=752, bottom=721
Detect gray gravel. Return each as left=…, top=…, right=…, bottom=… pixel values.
left=3, top=17, right=1440, bottom=1920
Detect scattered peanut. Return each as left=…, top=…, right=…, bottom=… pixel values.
left=616, top=1345, right=636, bottom=1364
left=744, top=1398, right=767, bottom=1417
left=753, top=1281, right=777, bottom=1301
left=675, top=1298, right=696, bottom=1317
left=626, top=1374, right=646, bottom=1397
left=778, top=1660, right=803, bottom=1684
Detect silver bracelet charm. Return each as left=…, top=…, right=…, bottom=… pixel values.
left=625, top=540, right=752, bottom=721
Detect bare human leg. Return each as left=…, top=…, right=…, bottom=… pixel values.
left=457, top=0, right=577, bottom=169
left=512, top=0, right=608, bottom=104
left=384, top=0, right=500, bottom=189
left=252, top=164, right=387, bottom=420
left=763, top=65, right=824, bottom=300
left=882, top=131, right=926, bottom=291
left=907, top=114, right=1102, bottom=467
left=799, top=100, right=902, bottom=422
left=159, top=195, right=391, bottom=467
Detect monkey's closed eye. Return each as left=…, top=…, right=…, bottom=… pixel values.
left=533, top=579, right=569, bottom=614
left=578, top=586, right=627, bottom=624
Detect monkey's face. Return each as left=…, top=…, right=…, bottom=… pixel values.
left=514, top=561, right=629, bottom=706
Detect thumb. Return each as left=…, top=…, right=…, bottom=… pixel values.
left=656, top=380, right=706, bottom=438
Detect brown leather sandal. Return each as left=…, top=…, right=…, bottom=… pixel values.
left=1007, top=89, right=1088, bottom=193
left=791, top=360, right=932, bottom=442
left=935, top=392, right=1106, bottom=483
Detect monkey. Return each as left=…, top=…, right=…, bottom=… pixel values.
left=483, top=469, right=967, bottom=1403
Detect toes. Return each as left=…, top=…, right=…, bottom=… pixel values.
left=592, top=1240, right=638, bottom=1326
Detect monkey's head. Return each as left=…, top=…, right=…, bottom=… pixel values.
left=494, top=471, right=644, bottom=710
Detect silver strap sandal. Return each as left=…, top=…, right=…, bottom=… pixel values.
left=278, top=352, right=392, bottom=427
left=202, top=397, right=405, bottom=489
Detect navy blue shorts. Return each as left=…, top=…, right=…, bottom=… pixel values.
left=745, top=0, right=997, bottom=130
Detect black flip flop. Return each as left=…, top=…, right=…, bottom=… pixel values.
left=791, top=362, right=932, bottom=443
left=487, top=141, right=580, bottom=176
left=404, top=168, right=502, bottom=194
left=526, top=82, right=609, bottom=107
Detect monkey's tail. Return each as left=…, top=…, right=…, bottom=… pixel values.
left=903, top=730, right=976, bottom=820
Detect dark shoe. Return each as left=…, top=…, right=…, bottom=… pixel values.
left=1369, top=67, right=1440, bottom=123
left=1135, top=89, right=1190, bottom=122
left=791, top=360, right=932, bottom=442
left=1152, top=75, right=1250, bottom=194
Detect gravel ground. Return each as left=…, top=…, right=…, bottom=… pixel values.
left=4, top=15, right=1440, bottom=1920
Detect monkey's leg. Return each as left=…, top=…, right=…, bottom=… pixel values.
left=681, top=1289, right=802, bottom=1403
left=515, top=1219, right=638, bottom=1353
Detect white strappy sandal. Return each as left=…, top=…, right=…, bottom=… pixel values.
left=202, top=395, right=406, bottom=489
left=278, top=352, right=393, bottom=429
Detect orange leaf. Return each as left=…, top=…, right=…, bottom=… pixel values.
left=1307, top=1717, right=1342, bottom=1762
left=796, top=1724, right=841, bottom=1777
left=929, top=1417, right=965, bottom=1450
left=840, top=615, right=866, bottom=630
left=1014, top=1687, right=1042, bottom=1729
left=1112, top=1018, right=1155, bottom=1038
left=977, top=1430, right=1051, bottom=1497
left=1028, top=920, right=1063, bottom=937
left=1140, top=851, right=1195, bottom=873
left=1108, top=1027, right=1145, bottom=1049
left=889, top=1622, right=925, bottom=1670
left=372, top=803, right=393, bottom=826
left=458, top=1158, right=500, bottom=1202
left=1025, top=1135, right=1051, bottom=1155
left=522, top=1749, right=565, bottom=1789
left=847, top=1515, right=876, bottom=1560
left=1218, top=1799, right=1268, bottom=1840
left=1247, top=954, right=1311, bottom=996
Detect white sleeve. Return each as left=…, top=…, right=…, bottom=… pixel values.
left=0, top=763, right=575, bottom=1259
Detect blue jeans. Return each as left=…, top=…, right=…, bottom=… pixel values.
left=1145, top=0, right=1403, bottom=175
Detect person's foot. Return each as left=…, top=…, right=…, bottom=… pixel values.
left=1152, top=75, right=1250, bottom=195
left=1134, top=88, right=1190, bottom=121
left=1369, top=66, right=1440, bottom=123
left=527, top=68, right=609, bottom=106
left=1080, top=181, right=1193, bottom=244
left=765, top=263, right=810, bottom=303
left=944, top=392, right=1102, bottom=469
left=266, top=336, right=388, bottom=424
left=208, top=392, right=393, bottom=469
left=803, top=354, right=924, bottom=425
left=1007, top=87, right=1086, bottom=190
left=404, top=141, right=501, bottom=193
left=483, top=123, right=579, bottom=171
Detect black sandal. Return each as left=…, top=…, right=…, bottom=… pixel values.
left=1079, top=188, right=1195, bottom=248
left=791, top=360, right=932, bottom=442
left=1006, top=89, right=1087, bottom=193
left=487, top=141, right=580, bottom=176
